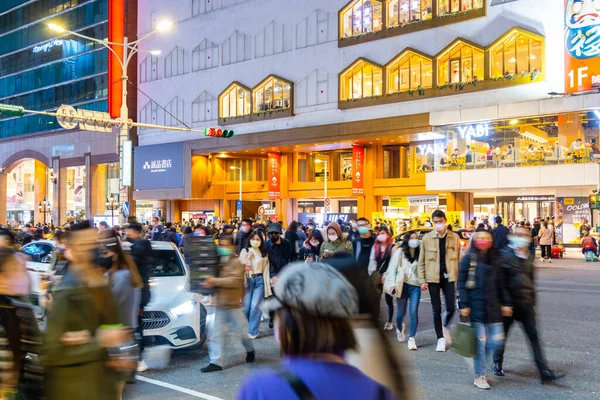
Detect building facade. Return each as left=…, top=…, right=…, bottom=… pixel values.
left=134, top=0, right=599, bottom=244
left=0, top=0, right=138, bottom=226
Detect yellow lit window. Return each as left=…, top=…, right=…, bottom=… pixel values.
left=340, top=59, right=383, bottom=100
left=386, top=50, right=433, bottom=93
left=438, top=0, right=482, bottom=15
left=387, top=0, right=433, bottom=28
left=341, top=0, right=383, bottom=38
left=219, top=83, right=251, bottom=118
left=490, top=29, right=543, bottom=78
left=253, top=76, right=292, bottom=113
left=437, top=40, right=484, bottom=85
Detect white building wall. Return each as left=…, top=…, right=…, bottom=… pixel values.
left=136, top=0, right=565, bottom=146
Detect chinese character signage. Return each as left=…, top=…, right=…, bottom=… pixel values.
left=268, top=152, right=281, bottom=199
left=352, top=145, right=364, bottom=196
left=565, top=0, right=600, bottom=93
left=134, top=142, right=185, bottom=190
left=74, top=166, right=84, bottom=203
left=555, top=197, right=591, bottom=243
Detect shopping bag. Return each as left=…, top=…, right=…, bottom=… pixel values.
left=453, top=321, right=476, bottom=358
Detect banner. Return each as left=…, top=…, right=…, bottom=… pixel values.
left=555, top=197, right=591, bottom=244
left=268, top=152, right=281, bottom=199
left=564, top=0, right=600, bottom=93
left=389, top=196, right=409, bottom=209
left=446, top=211, right=464, bottom=229
left=15, top=164, right=24, bottom=205
left=74, top=166, right=84, bottom=203
left=352, top=145, right=364, bottom=196
left=134, top=142, right=185, bottom=190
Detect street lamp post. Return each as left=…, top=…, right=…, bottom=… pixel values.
left=106, top=195, right=120, bottom=226
left=38, top=197, right=50, bottom=224
left=47, top=20, right=172, bottom=195
left=315, top=159, right=328, bottom=224
left=230, top=166, right=242, bottom=219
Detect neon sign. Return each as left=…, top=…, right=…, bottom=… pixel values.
left=32, top=39, right=63, bottom=53
left=458, top=124, right=490, bottom=139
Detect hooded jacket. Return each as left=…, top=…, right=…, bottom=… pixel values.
left=320, top=222, right=353, bottom=257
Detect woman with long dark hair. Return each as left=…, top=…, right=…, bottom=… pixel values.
left=239, top=230, right=272, bottom=339
left=385, top=231, right=422, bottom=350
left=298, top=230, right=324, bottom=262
left=368, top=226, right=394, bottom=330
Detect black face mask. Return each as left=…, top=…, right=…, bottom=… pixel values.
left=96, top=255, right=113, bottom=270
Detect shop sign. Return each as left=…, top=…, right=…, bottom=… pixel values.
left=74, top=166, right=84, bottom=203
left=134, top=142, right=185, bottom=190
left=408, top=195, right=439, bottom=206
left=457, top=124, right=490, bottom=139
left=352, top=145, right=364, bottom=196
left=32, top=39, right=63, bottom=53
left=416, top=143, right=445, bottom=156
left=14, top=164, right=24, bottom=206
left=268, top=152, right=281, bottom=199
left=497, top=196, right=555, bottom=202
left=389, top=196, right=409, bottom=209
left=555, top=197, right=591, bottom=244
left=565, top=0, right=600, bottom=93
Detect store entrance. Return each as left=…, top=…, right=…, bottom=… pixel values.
left=497, top=196, right=554, bottom=223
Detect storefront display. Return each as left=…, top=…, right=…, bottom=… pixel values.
left=497, top=196, right=554, bottom=223
left=555, top=197, right=591, bottom=245
left=67, top=166, right=86, bottom=219
left=6, top=160, right=35, bottom=224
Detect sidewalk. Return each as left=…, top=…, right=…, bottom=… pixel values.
left=533, top=249, right=600, bottom=270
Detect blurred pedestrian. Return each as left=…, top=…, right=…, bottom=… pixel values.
left=492, top=216, right=510, bottom=249
left=458, top=229, right=511, bottom=390
left=385, top=231, right=422, bottom=350
left=492, top=225, right=565, bottom=384
left=237, top=262, right=395, bottom=400
left=0, top=228, right=16, bottom=248
left=298, top=230, right=324, bottom=262
left=201, top=235, right=255, bottom=372
left=417, top=210, right=459, bottom=352
left=368, top=226, right=394, bottom=330
left=235, top=219, right=253, bottom=256
left=284, top=221, right=299, bottom=261
left=240, top=231, right=272, bottom=339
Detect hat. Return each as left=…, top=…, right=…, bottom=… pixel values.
left=268, top=222, right=282, bottom=234
left=261, top=262, right=358, bottom=318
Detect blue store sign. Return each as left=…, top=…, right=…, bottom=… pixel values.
left=134, top=142, right=185, bottom=190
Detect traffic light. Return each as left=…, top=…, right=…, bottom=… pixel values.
left=589, top=193, right=600, bottom=210
left=204, top=127, right=234, bottom=138
left=0, top=104, right=25, bottom=117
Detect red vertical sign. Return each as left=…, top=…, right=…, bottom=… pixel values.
left=352, top=145, right=364, bottom=196
left=268, top=152, right=281, bottom=199
left=108, top=0, right=125, bottom=118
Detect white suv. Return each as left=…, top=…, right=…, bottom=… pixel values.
left=23, top=239, right=207, bottom=349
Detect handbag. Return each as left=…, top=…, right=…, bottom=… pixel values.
left=453, top=317, right=476, bottom=358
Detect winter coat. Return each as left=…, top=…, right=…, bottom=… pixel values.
left=492, top=224, right=510, bottom=249
left=129, top=238, right=152, bottom=307
left=212, top=257, right=245, bottom=309
left=458, top=250, right=510, bottom=323
left=417, top=230, right=460, bottom=284
left=495, top=247, right=537, bottom=307
left=538, top=226, right=553, bottom=246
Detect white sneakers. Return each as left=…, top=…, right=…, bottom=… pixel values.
left=436, top=338, right=447, bottom=352
left=443, top=326, right=453, bottom=348
left=407, top=337, right=417, bottom=350
left=541, top=257, right=545, bottom=262
left=396, top=324, right=406, bottom=342
left=248, top=334, right=259, bottom=339
left=474, top=376, right=491, bottom=390
left=137, top=360, right=148, bottom=372
left=383, top=322, right=394, bottom=331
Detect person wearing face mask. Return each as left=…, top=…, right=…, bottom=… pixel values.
left=321, top=222, right=354, bottom=259
left=458, top=229, right=511, bottom=390
left=368, top=227, right=394, bottom=330
left=201, top=235, right=256, bottom=373
left=354, top=218, right=376, bottom=268
left=299, top=230, right=324, bottom=262
left=235, top=219, right=253, bottom=256
left=0, top=247, right=45, bottom=400
left=492, top=225, right=565, bottom=384
left=240, top=232, right=273, bottom=339
left=384, top=232, right=422, bottom=350
left=184, top=225, right=220, bottom=300
left=417, top=210, right=460, bottom=352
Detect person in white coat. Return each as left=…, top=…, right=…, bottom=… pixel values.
left=384, top=232, right=422, bottom=350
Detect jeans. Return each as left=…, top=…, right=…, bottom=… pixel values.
left=428, top=277, right=456, bottom=339
left=243, top=276, right=264, bottom=336
left=493, top=303, right=548, bottom=374
left=208, top=308, right=255, bottom=366
left=473, top=322, right=504, bottom=378
left=395, top=283, right=421, bottom=338
left=540, top=244, right=551, bottom=259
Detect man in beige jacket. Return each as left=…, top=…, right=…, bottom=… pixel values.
left=417, top=210, right=460, bottom=352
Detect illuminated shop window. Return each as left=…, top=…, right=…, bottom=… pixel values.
left=438, top=0, right=483, bottom=14
left=253, top=76, right=292, bottom=113
left=436, top=40, right=484, bottom=85
left=387, top=0, right=433, bottom=27
left=340, top=58, right=383, bottom=100
left=386, top=50, right=433, bottom=93
left=219, top=82, right=251, bottom=119
left=489, top=29, right=543, bottom=78
left=341, top=0, right=383, bottom=38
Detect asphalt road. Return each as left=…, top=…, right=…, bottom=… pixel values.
left=124, top=263, right=600, bottom=400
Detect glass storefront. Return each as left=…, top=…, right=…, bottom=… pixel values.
left=66, top=166, right=86, bottom=221
left=135, top=201, right=154, bottom=223
left=497, top=196, right=554, bottom=223
left=6, top=159, right=35, bottom=224
left=425, top=112, right=598, bottom=172
left=297, top=151, right=354, bottom=182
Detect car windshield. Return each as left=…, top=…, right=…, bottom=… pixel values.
left=147, top=249, right=185, bottom=277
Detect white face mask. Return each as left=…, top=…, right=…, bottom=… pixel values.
left=309, top=240, right=320, bottom=247
left=328, top=235, right=338, bottom=242
left=408, top=239, right=420, bottom=248
left=377, top=234, right=388, bottom=242
left=241, top=225, right=250, bottom=233
left=434, top=223, right=446, bottom=233
left=351, top=222, right=357, bottom=229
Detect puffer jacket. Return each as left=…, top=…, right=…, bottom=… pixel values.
left=495, top=247, right=536, bottom=306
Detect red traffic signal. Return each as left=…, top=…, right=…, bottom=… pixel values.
left=204, top=128, right=234, bottom=138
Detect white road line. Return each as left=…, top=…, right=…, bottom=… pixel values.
left=135, top=375, right=224, bottom=400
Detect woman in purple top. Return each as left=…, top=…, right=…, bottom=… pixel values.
left=237, top=262, right=396, bottom=400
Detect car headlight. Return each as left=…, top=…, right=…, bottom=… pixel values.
left=169, top=300, right=196, bottom=319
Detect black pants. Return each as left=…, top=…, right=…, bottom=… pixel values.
left=373, top=285, right=395, bottom=324
left=540, top=245, right=551, bottom=259
left=493, top=303, right=548, bottom=374
left=428, top=277, right=456, bottom=339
